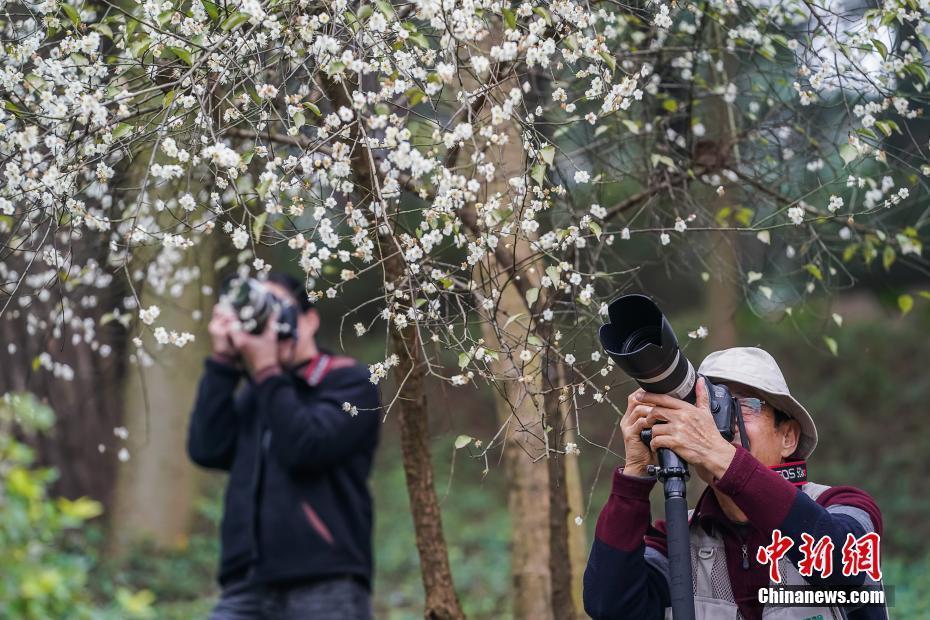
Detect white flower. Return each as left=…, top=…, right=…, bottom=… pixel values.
left=354, top=322, right=366, bottom=336
left=565, top=442, right=581, bottom=456
left=118, top=448, right=131, bottom=462
left=113, top=426, right=129, bottom=439
left=787, top=206, right=804, bottom=225
left=590, top=351, right=602, bottom=362
left=179, top=193, right=196, bottom=211
left=574, top=516, right=584, bottom=526
left=565, top=354, right=576, bottom=365
left=574, top=170, right=590, bottom=184
left=674, top=218, right=687, bottom=233
left=139, top=305, right=160, bottom=325
left=621, top=228, right=631, bottom=240
left=660, top=233, right=671, bottom=246
left=256, top=84, right=278, bottom=100
left=688, top=326, right=708, bottom=339
left=231, top=226, right=249, bottom=249
left=519, top=350, right=533, bottom=362
left=828, top=195, right=843, bottom=213
left=542, top=309, right=554, bottom=321
left=747, top=271, right=763, bottom=284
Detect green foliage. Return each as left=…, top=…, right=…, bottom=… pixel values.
left=0, top=393, right=154, bottom=620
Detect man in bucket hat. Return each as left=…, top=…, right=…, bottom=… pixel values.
left=584, top=347, right=887, bottom=620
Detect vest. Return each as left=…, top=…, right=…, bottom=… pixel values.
left=663, top=482, right=868, bottom=620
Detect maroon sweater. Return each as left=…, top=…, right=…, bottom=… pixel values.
left=584, top=447, right=885, bottom=620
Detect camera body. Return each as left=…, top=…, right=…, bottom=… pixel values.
left=598, top=294, right=742, bottom=448
left=221, top=277, right=299, bottom=340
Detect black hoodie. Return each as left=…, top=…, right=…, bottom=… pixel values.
left=187, top=354, right=380, bottom=588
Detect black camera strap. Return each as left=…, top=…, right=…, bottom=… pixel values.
left=769, top=460, right=808, bottom=486
left=733, top=404, right=751, bottom=451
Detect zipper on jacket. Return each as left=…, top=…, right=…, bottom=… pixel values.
left=735, top=525, right=749, bottom=570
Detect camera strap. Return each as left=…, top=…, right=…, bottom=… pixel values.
left=302, top=354, right=333, bottom=386
left=769, top=460, right=808, bottom=486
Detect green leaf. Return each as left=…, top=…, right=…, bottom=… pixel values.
left=530, top=164, right=546, bottom=186
left=58, top=497, right=104, bottom=520
left=458, top=352, right=470, bottom=369
left=539, top=145, right=556, bottom=166
left=883, top=245, right=896, bottom=271
left=90, top=22, right=113, bottom=38
left=589, top=221, right=602, bottom=239
left=898, top=294, right=914, bottom=315
left=61, top=4, right=81, bottom=26
left=622, top=119, right=640, bottom=134
left=252, top=212, right=268, bottom=241
left=408, top=32, right=429, bottom=49
left=525, top=287, right=539, bottom=306
left=168, top=46, right=192, bottom=65
left=823, top=336, right=838, bottom=357
left=375, top=0, right=395, bottom=17
left=527, top=335, right=542, bottom=347
left=662, top=98, right=678, bottom=113
left=545, top=265, right=561, bottom=283
left=803, top=263, right=823, bottom=281
left=871, top=38, right=888, bottom=59
left=221, top=12, right=250, bottom=31
left=502, top=6, right=517, bottom=29
left=533, top=6, right=552, bottom=24
left=303, top=101, right=321, bottom=116
left=842, top=243, right=859, bottom=262
left=598, top=51, right=616, bottom=71
left=454, top=435, right=473, bottom=449
left=112, top=123, right=133, bottom=140
left=202, top=0, right=220, bottom=21
left=839, top=144, right=858, bottom=165
left=293, top=111, right=305, bottom=129
left=404, top=86, right=426, bottom=106
left=162, top=89, right=176, bottom=108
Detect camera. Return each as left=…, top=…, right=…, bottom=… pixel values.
left=220, top=276, right=299, bottom=340
left=598, top=294, right=745, bottom=448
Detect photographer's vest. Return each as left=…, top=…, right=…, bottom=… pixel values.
left=663, top=482, right=874, bottom=620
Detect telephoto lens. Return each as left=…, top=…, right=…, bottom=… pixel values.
left=598, top=293, right=697, bottom=403
left=221, top=276, right=298, bottom=340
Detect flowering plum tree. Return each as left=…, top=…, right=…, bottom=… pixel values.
left=2, top=0, right=929, bottom=615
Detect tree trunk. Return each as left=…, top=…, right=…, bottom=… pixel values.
left=386, top=253, right=465, bottom=620
left=544, top=358, right=575, bottom=620
left=478, top=282, right=553, bottom=620
left=106, top=254, right=213, bottom=554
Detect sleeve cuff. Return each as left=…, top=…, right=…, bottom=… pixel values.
left=205, top=356, right=242, bottom=377
left=714, top=446, right=756, bottom=495
left=612, top=467, right=658, bottom=500
left=253, top=364, right=284, bottom=384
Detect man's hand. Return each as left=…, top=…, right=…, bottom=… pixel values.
left=208, top=305, right=239, bottom=359
left=620, top=388, right=659, bottom=477
left=639, top=379, right=737, bottom=484
left=229, top=312, right=279, bottom=374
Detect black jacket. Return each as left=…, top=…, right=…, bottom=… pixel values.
left=187, top=354, right=380, bottom=588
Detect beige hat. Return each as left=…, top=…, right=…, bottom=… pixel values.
left=698, top=347, right=817, bottom=459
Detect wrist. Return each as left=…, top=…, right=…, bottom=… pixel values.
left=706, top=441, right=737, bottom=481
left=623, top=461, right=650, bottom=478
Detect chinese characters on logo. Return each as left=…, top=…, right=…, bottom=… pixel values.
left=756, top=530, right=882, bottom=583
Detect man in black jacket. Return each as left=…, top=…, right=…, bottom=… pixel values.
left=188, top=272, right=380, bottom=620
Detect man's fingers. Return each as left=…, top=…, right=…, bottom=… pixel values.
left=695, top=377, right=711, bottom=410
left=644, top=406, right=673, bottom=426
left=638, top=391, right=688, bottom=409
